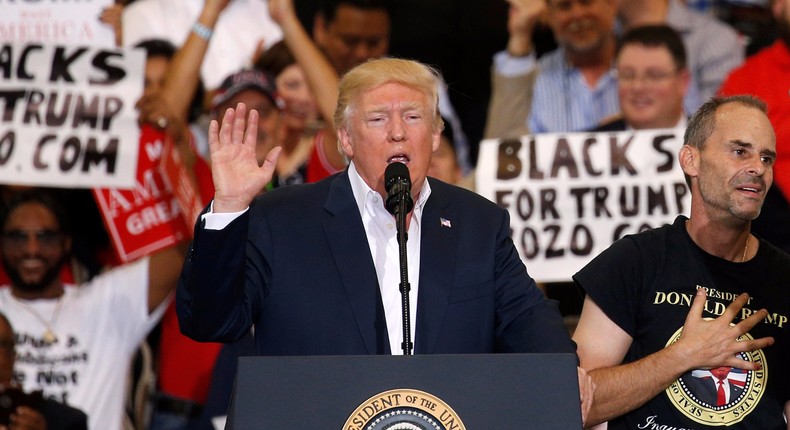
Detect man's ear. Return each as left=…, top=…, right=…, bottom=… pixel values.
left=679, top=145, right=700, bottom=178
left=432, top=128, right=441, bottom=152
left=337, top=128, right=354, bottom=159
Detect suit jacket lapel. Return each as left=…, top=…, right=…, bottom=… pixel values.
left=415, top=180, right=457, bottom=354
left=323, top=171, right=389, bottom=354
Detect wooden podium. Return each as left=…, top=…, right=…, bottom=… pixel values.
left=227, top=353, right=582, bottom=429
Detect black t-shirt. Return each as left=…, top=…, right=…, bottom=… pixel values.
left=575, top=216, right=790, bottom=429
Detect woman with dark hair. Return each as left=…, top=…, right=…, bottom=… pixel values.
left=255, top=40, right=347, bottom=186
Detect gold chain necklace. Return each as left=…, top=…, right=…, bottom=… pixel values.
left=741, top=236, right=750, bottom=263
left=11, top=295, right=63, bottom=345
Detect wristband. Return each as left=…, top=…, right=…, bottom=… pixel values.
left=192, top=22, right=214, bottom=41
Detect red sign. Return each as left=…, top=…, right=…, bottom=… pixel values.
left=93, top=125, right=190, bottom=263
left=160, top=133, right=204, bottom=236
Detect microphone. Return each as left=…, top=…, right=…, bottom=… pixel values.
left=384, top=161, right=414, bottom=355
left=384, top=162, right=413, bottom=216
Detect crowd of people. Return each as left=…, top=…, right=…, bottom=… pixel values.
left=1, top=0, right=788, bottom=429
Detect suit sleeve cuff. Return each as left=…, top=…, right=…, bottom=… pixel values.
left=201, top=201, right=248, bottom=230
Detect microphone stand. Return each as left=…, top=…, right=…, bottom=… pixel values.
left=395, top=192, right=413, bottom=355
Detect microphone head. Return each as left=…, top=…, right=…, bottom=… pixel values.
left=384, top=162, right=411, bottom=193
left=384, top=162, right=413, bottom=215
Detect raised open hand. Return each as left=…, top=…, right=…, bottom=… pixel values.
left=209, top=103, right=281, bottom=213
left=507, top=0, right=546, bottom=36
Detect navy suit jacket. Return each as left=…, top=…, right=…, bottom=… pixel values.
left=177, top=170, right=574, bottom=355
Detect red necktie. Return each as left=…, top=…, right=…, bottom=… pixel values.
left=717, top=380, right=726, bottom=406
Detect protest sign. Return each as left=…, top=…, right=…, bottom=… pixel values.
left=476, top=129, right=692, bottom=282
left=93, top=126, right=191, bottom=263
left=1, top=0, right=116, bottom=47
left=0, top=42, right=143, bottom=188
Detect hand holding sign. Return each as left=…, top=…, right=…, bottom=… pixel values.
left=210, top=103, right=281, bottom=213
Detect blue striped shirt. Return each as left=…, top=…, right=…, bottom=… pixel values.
left=667, top=0, right=745, bottom=113
left=528, top=48, right=620, bottom=133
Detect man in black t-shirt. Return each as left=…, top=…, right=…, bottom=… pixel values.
left=573, top=95, right=790, bottom=429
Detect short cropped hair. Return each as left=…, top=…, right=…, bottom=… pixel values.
left=0, top=189, right=71, bottom=235
left=617, top=24, right=687, bottom=70
left=319, top=0, right=390, bottom=23
left=334, top=58, right=444, bottom=132
left=681, top=95, right=769, bottom=186
left=684, top=95, right=768, bottom=150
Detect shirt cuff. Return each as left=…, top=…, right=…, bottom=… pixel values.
left=493, top=50, right=537, bottom=78
left=201, top=201, right=248, bottom=230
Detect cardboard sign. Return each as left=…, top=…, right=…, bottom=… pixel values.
left=0, top=43, right=143, bottom=188
left=93, top=126, right=190, bottom=263
left=0, top=0, right=116, bottom=47
left=476, top=129, right=692, bottom=282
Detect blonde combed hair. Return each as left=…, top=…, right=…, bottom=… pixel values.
left=333, top=57, right=445, bottom=133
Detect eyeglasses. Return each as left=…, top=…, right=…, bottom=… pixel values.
left=1, top=229, right=63, bottom=249
left=617, top=69, right=678, bottom=86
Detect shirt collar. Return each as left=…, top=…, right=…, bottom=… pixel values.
left=624, top=115, right=688, bottom=131
left=348, top=162, right=432, bottom=218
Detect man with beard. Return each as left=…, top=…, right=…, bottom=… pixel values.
left=0, top=190, right=185, bottom=429
left=487, top=0, right=620, bottom=135
left=573, top=95, right=790, bottom=429
left=719, top=0, right=790, bottom=254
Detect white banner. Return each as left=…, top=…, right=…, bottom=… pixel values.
left=0, top=43, right=143, bottom=189
left=477, top=129, right=692, bottom=282
left=0, top=0, right=116, bottom=47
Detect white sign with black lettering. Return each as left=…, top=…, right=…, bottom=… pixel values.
left=476, top=129, right=692, bottom=282
left=0, top=43, right=143, bottom=189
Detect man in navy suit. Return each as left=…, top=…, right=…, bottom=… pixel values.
left=177, top=57, right=591, bottom=419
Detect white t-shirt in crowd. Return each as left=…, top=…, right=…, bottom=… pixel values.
left=0, top=258, right=167, bottom=430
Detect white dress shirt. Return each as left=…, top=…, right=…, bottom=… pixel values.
left=347, top=162, right=431, bottom=355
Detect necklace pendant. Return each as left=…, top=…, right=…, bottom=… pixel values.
left=42, top=330, right=57, bottom=345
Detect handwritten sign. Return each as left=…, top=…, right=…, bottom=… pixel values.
left=476, top=129, right=691, bottom=282
left=0, top=43, right=143, bottom=188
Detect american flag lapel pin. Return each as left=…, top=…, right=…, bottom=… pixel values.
left=440, top=217, right=452, bottom=228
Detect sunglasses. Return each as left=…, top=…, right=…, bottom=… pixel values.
left=1, top=229, right=64, bottom=249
